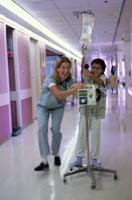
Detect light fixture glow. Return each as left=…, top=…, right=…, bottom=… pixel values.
left=0, top=0, right=82, bottom=59
left=0, top=14, right=81, bottom=61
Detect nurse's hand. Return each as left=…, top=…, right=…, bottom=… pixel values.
left=75, top=82, right=86, bottom=90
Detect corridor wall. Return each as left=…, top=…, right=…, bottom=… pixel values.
left=0, top=12, right=78, bottom=144
left=0, top=22, right=11, bottom=142
left=0, top=21, right=46, bottom=143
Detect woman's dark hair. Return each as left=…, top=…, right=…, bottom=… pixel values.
left=91, top=58, right=106, bottom=72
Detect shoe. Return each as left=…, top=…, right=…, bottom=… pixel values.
left=69, top=157, right=83, bottom=170
left=34, top=162, right=49, bottom=171
left=91, top=159, right=101, bottom=167
left=54, top=156, right=61, bottom=166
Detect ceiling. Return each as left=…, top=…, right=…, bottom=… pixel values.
left=2, top=0, right=132, bottom=61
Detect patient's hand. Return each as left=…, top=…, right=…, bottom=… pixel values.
left=83, top=69, right=91, bottom=78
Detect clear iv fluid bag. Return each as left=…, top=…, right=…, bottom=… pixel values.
left=80, top=13, right=94, bottom=45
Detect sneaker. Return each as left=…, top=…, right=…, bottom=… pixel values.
left=69, top=157, right=83, bottom=170
left=91, top=159, right=101, bottom=167
left=34, top=162, right=49, bottom=171
left=54, top=156, right=61, bottom=166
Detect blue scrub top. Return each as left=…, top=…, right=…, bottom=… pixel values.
left=37, top=74, right=75, bottom=109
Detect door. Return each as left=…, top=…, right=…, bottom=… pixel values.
left=30, top=39, right=38, bottom=120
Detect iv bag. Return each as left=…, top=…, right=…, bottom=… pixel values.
left=80, top=13, right=95, bottom=45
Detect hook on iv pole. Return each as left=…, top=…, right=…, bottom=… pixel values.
left=73, top=10, right=94, bottom=18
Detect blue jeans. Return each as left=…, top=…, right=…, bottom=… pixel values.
left=37, top=105, right=65, bottom=157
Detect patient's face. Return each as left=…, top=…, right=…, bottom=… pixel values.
left=91, top=63, right=103, bottom=77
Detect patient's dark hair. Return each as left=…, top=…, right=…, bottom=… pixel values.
left=91, top=58, right=106, bottom=72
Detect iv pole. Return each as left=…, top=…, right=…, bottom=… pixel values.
left=63, top=11, right=118, bottom=189
left=63, top=86, right=118, bottom=189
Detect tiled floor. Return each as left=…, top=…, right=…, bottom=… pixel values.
left=0, top=86, right=132, bottom=200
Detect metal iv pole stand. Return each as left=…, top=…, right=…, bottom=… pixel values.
left=85, top=105, right=96, bottom=189
left=63, top=104, right=118, bottom=190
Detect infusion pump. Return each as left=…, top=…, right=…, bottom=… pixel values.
left=78, top=85, right=96, bottom=106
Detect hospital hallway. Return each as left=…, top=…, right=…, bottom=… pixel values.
left=0, top=85, right=132, bottom=200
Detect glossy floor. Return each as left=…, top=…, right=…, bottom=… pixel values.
left=0, top=86, right=132, bottom=200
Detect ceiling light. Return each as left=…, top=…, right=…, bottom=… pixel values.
left=0, top=14, right=81, bottom=61
left=0, top=0, right=82, bottom=59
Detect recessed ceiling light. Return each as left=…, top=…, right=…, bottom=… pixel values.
left=104, top=0, right=108, bottom=3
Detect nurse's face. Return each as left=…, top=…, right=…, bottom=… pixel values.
left=57, top=61, right=71, bottom=81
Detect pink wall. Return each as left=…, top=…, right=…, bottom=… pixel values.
left=0, top=23, right=11, bottom=142
left=0, top=23, right=47, bottom=143
left=0, top=22, right=8, bottom=93
left=21, top=97, right=33, bottom=128
left=16, top=31, right=33, bottom=127
left=0, top=105, right=10, bottom=140
left=17, top=32, right=31, bottom=90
